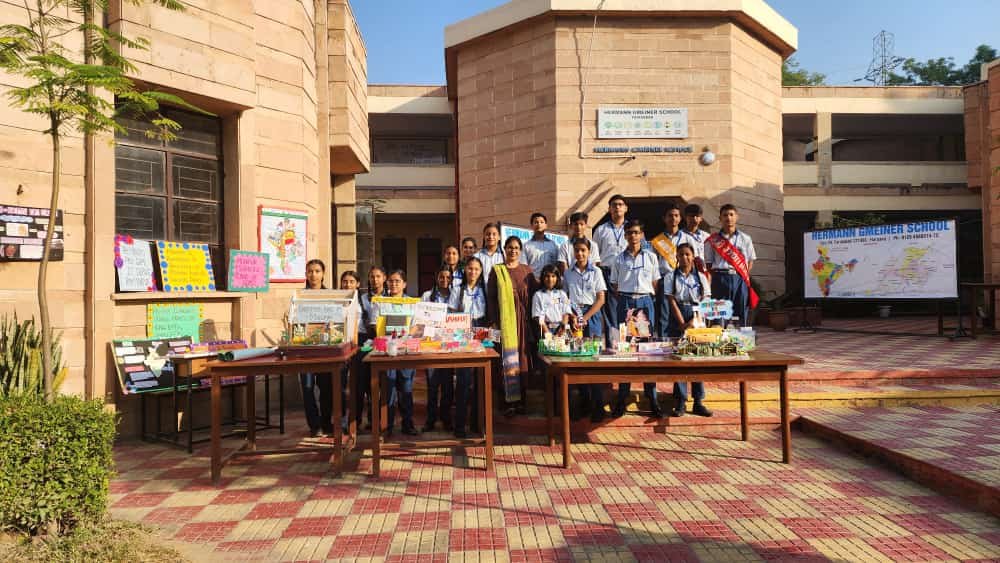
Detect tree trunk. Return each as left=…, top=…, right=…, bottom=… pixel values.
left=39, top=129, right=60, bottom=402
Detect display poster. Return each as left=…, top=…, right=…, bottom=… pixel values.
left=292, top=302, right=345, bottom=324
left=0, top=205, right=63, bottom=261
left=697, top=299, right=734, bottom=321
left=156, top=241, right=216, bottom=292
left=110, top=336, right=193, bottom=394
left=372, top=296, right=420, bottom=336
left=147, top=303, right=203, bottom=342
left=499, top=223, right=568, bottom=249
left=258, top=206, right=307, bottom=282
left=597, top=107, right=689, bottom=139
left=803, top=220, right=958, bottom=299
left=409, top=301, right=449, bottom=337
left=228, top=250, right=269, bottom=292
left=115, top=234, right=156, bottom=292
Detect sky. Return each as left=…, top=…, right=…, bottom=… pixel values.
left=351, top=0, right=999, bottom=86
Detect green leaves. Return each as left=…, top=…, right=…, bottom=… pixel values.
left=0, top=314, right=64, bottom=399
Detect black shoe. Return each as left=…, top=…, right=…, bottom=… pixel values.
left=610, top=404, right=625, bottom=418
left=422, top=421, right=436, bottom=432
left=650, top=406, right=665, bottom=419
left=401, top=425, right=420, bottom=436
left=590, top=408, right=606, bottom=423
left=442, top=420, right=453, bottom=432
left=454, top=429, right=468, bottom=439
left=309, top=428, right=320, bottom=438
left=670, top=406, right=685, bottom=417
left=321, top=425, right=335, bottom=436
left=692, top=403, right=713, bottom=417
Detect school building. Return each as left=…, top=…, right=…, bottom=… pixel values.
left=0, top=0, right=998, bottom=428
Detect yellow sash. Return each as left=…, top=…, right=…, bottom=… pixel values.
left=650, top=232, right=678, bottom=269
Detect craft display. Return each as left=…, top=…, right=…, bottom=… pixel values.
left=110, top=336, right=193, bottom=394
left=538, top=333, right=602, bottom=357
left=0, top=204, right=63, bottom=261
left=227, top=249, right=270, bottom=292
left=155, top=240, right=216, bottom=292
left=371, top=295, right=421, bottom=336
left=281, top=289, right=359, bottom=351
left=258, top=206, right=307, bottom=282
left=365, top=300, right=499, bottom=356
left=114, top=234, right=156, bottom=291
left=147, top=303, right=203, bottom=342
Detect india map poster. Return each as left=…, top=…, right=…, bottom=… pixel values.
left=258, top=206, right=308, bottom=282
left=803, top=220, right=958, bottom=300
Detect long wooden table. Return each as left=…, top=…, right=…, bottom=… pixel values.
left=363, top=350, right=497, bottom=476
left=542, top=351, right=804, bottom=468
left=204, top=347, right=356, bottom=484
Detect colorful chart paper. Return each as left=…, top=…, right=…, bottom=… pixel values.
left=156, top=240, right=216, bottom=292
left=228, top=249, right=269, bottom=292
left=115, top=234, right=156, bottom=292
left=258, top=206, right=307, bottom=282
left=0, top=204, right=64, bottom=261
left=110, top=336, right=193, bottom=394
left=147, top=303, right=204, bottom=342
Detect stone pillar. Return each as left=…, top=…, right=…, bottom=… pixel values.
left=333, top=175, right=357, bottom=278
left=816, top=112, right=833, bottom=189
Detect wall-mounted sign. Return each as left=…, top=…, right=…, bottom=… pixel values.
left=597, top=107, right=688, bottom=139
left=227, top=249, right=269, bottom=292
left=593, top=146, right=694, bottom=154
left=156, top=241, right=216, bottom=292
left=147, top=303, right=204, bottom=342
left=258, top=206, right=307, bottom=283
left=115, top=234, right=156, bottom=292
left=0, top=205, right=63, bottom=261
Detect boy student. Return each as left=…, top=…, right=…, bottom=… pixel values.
left=665, top=243, right=713, bottom=417
left=683, top=203, right=711, bottom=277
left=704, top=204, right=758, bottom=325
left=593, top=194, right=628, bottom=329
left=521, top=212, right=560, bottom=279
left=609, top=219, right=664, bottom=419
left=558, top=211, right=601, bottom=273
left=650, top=202, right=695, bottom=338
left=564, top=238, right=608, bottom=422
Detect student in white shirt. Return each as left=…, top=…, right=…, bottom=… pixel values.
left=558, top=211, right=601, bottom=273
left=563, top=238, right=608, bottom=422
left=521, top=212, right=560, bottom=280
left=474, top=222, right=504, bottom=285
left=532, top=264, right=572, bottom=336
left=650, top=202, right=696, bottom=338
left=703, top=204, right=757, bottom=326
left=421, top=268, right=454, bottom=432
left=448, top=257, right=487, bottom=439
left=664, top=243, right=713, bottom=418
left=592, top=194, right=628, bottom=332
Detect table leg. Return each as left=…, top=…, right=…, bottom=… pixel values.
left=971, top=288, right=978, bottom=339
left=739, top=381, right=749, bottom=441
left=211, top=375, right=222, bottom=485
left=546, top=366, right=554, bottom=447
left=332, top=362, right=343, bottom=476
left=246, top=375, right=256, bottom=451
left=779, top=369, right=791, bottom=463
left=561, top=372, right=571, bottom=468
left=279, top=374, right=285, bottom=433
left=371, top=367, right=381, bottom=477
left=483, top=361, right=494, bottom=472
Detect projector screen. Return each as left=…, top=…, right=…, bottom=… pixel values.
left=803, top=219, right=958, bottom=300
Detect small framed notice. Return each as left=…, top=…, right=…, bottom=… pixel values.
left=114, top=234, right=156, bottom=292
left=228, top=250, right=269, bottom=292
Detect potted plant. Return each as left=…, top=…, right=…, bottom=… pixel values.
left=765, top=293, right=789, bottom=331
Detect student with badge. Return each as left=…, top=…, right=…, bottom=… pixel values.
left=564, top=238, right=608, bottom=422
left=704, top=204, right=758, bottom=325
left=664, top=243, right=713, bottom=417
left=592, top=194, right=628, bottom=330
left=522, top=212, right=560, bottom=280
left=558, top=211, right=601, bottom=273
left=609, top=219, right=664, bottom=419
left=683, top=203, right=711, bottom=278
left=649, top=202, right=693, bottom=338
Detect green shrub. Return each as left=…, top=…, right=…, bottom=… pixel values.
left=0, top=394, right=116, bottom=535
left=0, top=314, right=66, bottom=398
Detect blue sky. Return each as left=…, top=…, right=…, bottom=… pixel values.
left=352, top=0, right=999, bottom=85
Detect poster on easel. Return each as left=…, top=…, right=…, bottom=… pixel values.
left=227, top=249, right=269, bottom=292
left=115, top=234, right=157, bottom=292
left=110, top=336, right=193, bottom=394
left=155, top=241, right=216, bottom=292
left=147, top=303, right=204, bottom=342
left=258, top=206, right=307, bottom=282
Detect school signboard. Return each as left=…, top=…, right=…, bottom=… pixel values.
left=803, top=220, right=958, bottom=300
left=597, top=107, right=688, bottom=139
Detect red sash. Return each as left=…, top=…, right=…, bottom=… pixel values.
left=707, top=232, right=758, bottom=309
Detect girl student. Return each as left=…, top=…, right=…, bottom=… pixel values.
left=421, top=267, right=455, bottom=432
left=338, top=270, right=362, bottom=432
left=664, top=243, right=713, bottom=418
left=442, top=244, right=463, bottom=287
left=531, top=264, right=572, bottom=337
left=300, top=259, right=334, bottom=437
left=448, top=256, right=487, bottom=438
left=563, top=238, right=608, bottom=422
left=356, top=266, right=387, bottom=431
left=460, top=236, right=478, bottom=262
left=475, top=222, right=504, bottom=284
left=384, top=269, right=419, bottom=436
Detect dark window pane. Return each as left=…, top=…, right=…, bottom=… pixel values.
left=115, top=145, right=165, bottom=194
left=172, top=155, right=220, bottom=200
left=116, top=194, right=166, bottom=239
left=173, top=200, right=219, bottom=244
left=115, top=117, right=164, bottom=147
left=356, top=205, right=374, bottom=233
left=167, top=111, right=220, bottom=155
left=372, top=138, right=448, bottom=164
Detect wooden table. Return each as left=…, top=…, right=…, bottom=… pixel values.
left=204, top=347, right=356, bottom=484
left=961, top=282, right=1000, bottom=338
left=363, top=350, right=497, bottom=476
left=542, top=351, right=804, bottom=468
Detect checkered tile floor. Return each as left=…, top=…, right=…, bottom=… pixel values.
left=110, top=415, right=1000, bottom=562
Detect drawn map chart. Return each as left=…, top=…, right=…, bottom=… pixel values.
left=804, top=220, right=957, bottom=300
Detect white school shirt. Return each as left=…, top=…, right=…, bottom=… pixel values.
left=448, top=283, right=487, bottom=321
left=532, top=289, right=572, bottom=325
left=610, top=248, right=660, bottom=296
left=474, top=248, right=505, bottom=284
left=563, top=263, right=607, bottom=308
left=653, top=229, right=698, bottom=278
left=703, top=230, right=757, bottom=273
left=421, top=288, right=451, bottom=304
left=592, top=221, right=627, bottom=266
left=521, top=237, right=560, bottom=278
left=684, top=228, right=710, bottom=260
left=664, top=269, right=711, bottom=305
left=557, top=237, right=600, bottom=268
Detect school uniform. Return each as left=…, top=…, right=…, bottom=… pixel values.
left=448, top=282, right=488, bottom=436
left=609, top=247, right=662, bottom=416
left=650, top=229, right=697, bottom=338
left=703, top=229, right=756, bottom=326
left=300, top=285, right=333, bottom=435
left=521, top=237, right=560, bottom=279
left=355, top=290, right=384, bottom=428
left=532, top=288, right=572, bottom=333
left=593, top=221, right=627, bottom=330
left=474, top=248, right=505, bottom=284
left=557, top=237, right=601, bottom=269
left=564, top=263, right=608, bottom=419
left=421, top=288, right=454, bottom=430
left=664, top=268, right=712, bottom=407
left=684, top=228, right=710, bottom=260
